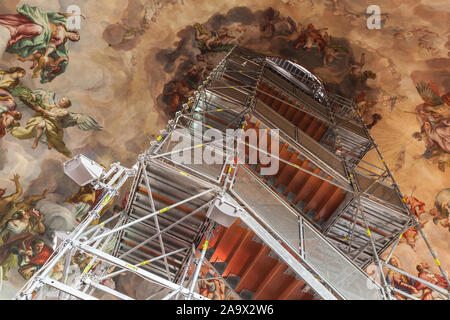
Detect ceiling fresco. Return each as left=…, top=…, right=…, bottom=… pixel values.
left=0, top=0, right=448, bottom=299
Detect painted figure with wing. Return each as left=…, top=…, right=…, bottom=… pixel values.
left=412, top=82, right=450, bottom=172
left=10, top=89, right=102, bottom=158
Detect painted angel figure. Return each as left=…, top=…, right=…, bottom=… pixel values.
left=10, top=89, right=102, bottom=158
left=0, top=4, right=85, bottom=83
left=412, top=82, right=450, bottom=171
left=0, top=66, right=27, bottom=112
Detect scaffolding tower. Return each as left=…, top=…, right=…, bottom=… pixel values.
left=15, top=46, right=449, bottom=300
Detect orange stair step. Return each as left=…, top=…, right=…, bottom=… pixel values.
left=277, top=97, right=290, bottom=116
left=279, top=279, right=307, bottom=300
left=314, top=188, right=347, bottom=222
left=274, top=151, right=301, bottom=188
left=259, top=141, right=288, bottom=177
left=269, top=94, right=284, bottom=112
left=284, top=160, right=312, bottom=195
left=284, top=103, right=298, bottom=122
left=298, top=114, right=313, bottom=131
left=253, top=262, right=291, bottom=300
left=305, top=118, right=321, bottom=137
left=203, top=226, right=227, bottom=250
left=294, top=168, right=322, bottom=204
left=264, top=87, right=279, bottom=106
left=291, top=108, right=306, bottom=126
left=210, top=222, right=248, bottom=263
left=312, top=123, right=328, bottom=141
left=304, top=179, right=336, bottom=214
left=222, top=231, right=262, bottom=277
left=235, top=246, right=276, bottom=293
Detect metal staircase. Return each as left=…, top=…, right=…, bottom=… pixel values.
left=14, top=46, right=449, bottom=300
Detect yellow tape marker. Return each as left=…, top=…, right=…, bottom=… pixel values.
left=239, top=70, right=243, bottom=73
left=101, top=195, right=111, bottom=206
left=228, top=167, right=232, bottom=173
left=159, top=207, right=169, bottom=214
left=216, top=109, right=223, bottom=112
left=100, top=222, right=105, bottom=227
left=196, top=144, right=204, bottom=148
left=140, top=260, right=151, bottom=266
left=367, top=229, right=371, bottom=237
left=83, top=264, right=93, bottom=275
left=202, top=240, right=209, bottom=250
left=382, top=159, right=385, bottom=162
left=230, top=86, right=235, bottom=88
left=294, top=164, right=300, bottom=169
left=399, top=234, right=403, bottom=239
left=187, top=101, right=191, bottom=104
left=179, top=171, right=188, bottom=177
left=343, top=237, right=348, bottom=241
left=126, top=264, right=138, bottom=271
left=157, top=135, right=162, bottom=141
left=349, top=174, right=353, bottom=178
left=435, top=258, right=441, bottom=266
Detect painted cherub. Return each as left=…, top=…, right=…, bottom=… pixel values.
left=17, top=51, right=69, bottom=79
left=0, top=67, right=26, bottom=90
left=429, top=188, right=450, bottom=230
left=295, top=23, right=328, bottom=52
left=322, top=31, right=348, bottom=65
left=0, top=109, right=21, bottom=139
left=400, top=227, right=419, bottom=249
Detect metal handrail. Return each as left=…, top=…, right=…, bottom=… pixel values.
left=230, top=164, right=384, bottom=300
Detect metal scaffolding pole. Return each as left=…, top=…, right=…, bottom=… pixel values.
left=40, top=278, right=99, bottom=300
left=86, top=188, right=216, bottom=245
left=15, top=163, right=135, bottom=299
left=16, top=45, right=447, bottom=301
left=140, top=159, right=172, bottom=281
left=74, top=241, right=208, bottom=300
left=101, top=247, right=190, bottom=281
left=348, top=98, right=450, bottom=295
left=187, top=229, right=213, bottom=300
left=118, top=200, right=214, bottom=259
